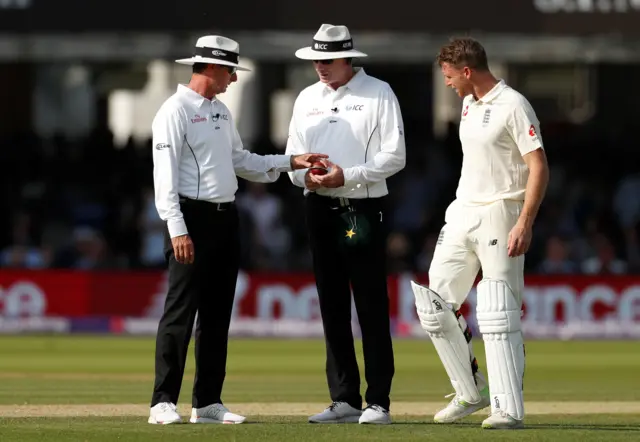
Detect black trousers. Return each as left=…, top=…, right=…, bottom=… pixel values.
left=151, top=198, right=239, bottom=409
left=305, top=193, right=395, bottom=410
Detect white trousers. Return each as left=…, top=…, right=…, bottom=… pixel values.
left=428, top=199, right=525, bottom=309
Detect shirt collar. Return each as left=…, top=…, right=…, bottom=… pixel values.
left=345, top=68, right=367, bottom=93
left=475, top=79, right=506, bottom=104
left=323, top=67, right=367, bottom=95
left=177, top=84, right=215, bottom=107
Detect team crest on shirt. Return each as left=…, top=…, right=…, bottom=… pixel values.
left=529, top=124, right=539, bottom=141
left=482, top=108, right=492, bottom=127
left=211, top=113, right=228, bottom=122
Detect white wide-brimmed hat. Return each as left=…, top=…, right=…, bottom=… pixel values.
left=295, top=24, right=368, bottom=61
left=176, top=35, right=251, bottom=71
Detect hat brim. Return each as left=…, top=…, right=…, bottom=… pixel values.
left=294, top=47, right=368, bottom=60
left=174, top=57, right=251, bottom=71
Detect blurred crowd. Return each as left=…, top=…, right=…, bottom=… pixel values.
left=1, top=118, right=639, bottom=275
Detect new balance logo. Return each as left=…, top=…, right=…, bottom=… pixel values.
left=489, top=239, right=498, bottom=246
left=432, top=300, right=443, bottom=311
left=494, top=396, right=500, bottom=409
left=437, top=229, right=445, bottom=245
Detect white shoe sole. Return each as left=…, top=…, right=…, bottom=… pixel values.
left=309, top=415, right=361, bottom=424
left=190, top=417, right=245, bottom=424
left=482, top=420, right=525, bottom=429
left=148, top=417, right=182, bottom=425
left=434, top=399, right=490, bottom=424
left=359, top=418, right=392, bottom=425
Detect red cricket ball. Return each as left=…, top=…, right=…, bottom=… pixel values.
left=309, top=161, right=328, bottom=176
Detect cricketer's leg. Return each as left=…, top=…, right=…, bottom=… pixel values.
left=476, top=279, right=525, bottom=429
left=411, top=224, right=489, bottom=423
left=475, top=200, right=526, bottom=429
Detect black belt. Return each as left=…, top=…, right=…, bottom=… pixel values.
left=179, top=195, right=234, bottom=211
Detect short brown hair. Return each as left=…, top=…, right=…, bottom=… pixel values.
left=436, top=37, right=489, bottom=71
left=192, top=62, right=209, bottom=74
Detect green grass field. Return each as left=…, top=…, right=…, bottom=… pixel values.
left=0, top=336, right=638, bottom=441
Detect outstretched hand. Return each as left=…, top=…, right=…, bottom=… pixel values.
left=290, top=153, right=329, bottom=169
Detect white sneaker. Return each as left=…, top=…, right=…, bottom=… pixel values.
left=308, top=401, right=362, bottom=423
left=190, top=403, right=246, bottom=424
left=482, top=410, right=524, bottom=429
left=359, top=405, right=391, bottom=425
left=148, top=402, right=182, bottom=425
left=434, top=388, right=490, bottom=423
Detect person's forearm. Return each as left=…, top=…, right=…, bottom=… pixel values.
left=519, top=164, right=549, bottom=229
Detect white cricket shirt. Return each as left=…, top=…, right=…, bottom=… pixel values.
left=455, top=80, right=543, bottom=206
left=152, top=85, right=292, bottom=238
left=285, top=68, right=406, bottom=199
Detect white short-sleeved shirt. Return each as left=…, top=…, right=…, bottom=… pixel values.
left=285, top=68, right=406, bottom=199
left=454, top=80, right=543, bottom=206
left=152, top=85, right=292, bottom=238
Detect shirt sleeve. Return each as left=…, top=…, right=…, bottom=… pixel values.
left=230, top=115, right=292, bottom=182
left=285, top=101, right=308, bottom=189
left=152, top=106, right=188, bottom=238
left=507, top=97, right=545, bottom=157
left=342, top=85, right=407, bottom=186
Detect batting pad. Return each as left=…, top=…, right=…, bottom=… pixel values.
left=411, top=281, right=483, bottom=404
left=476, top=279, right=525, bottom=420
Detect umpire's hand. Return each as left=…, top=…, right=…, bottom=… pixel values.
left=309, top=160, right=345, bottom=188
left=304, top=170, right=322, bottom=191
left=172, top=234, right=195, bottom=264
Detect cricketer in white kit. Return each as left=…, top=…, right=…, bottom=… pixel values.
left=411, top=38, right=549, bottom=429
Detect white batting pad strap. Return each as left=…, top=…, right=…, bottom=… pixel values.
left=476, top=279, right=525, bottom=420
left=411, top=281, right=482, bottom=404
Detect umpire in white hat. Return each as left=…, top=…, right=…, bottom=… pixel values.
left=148, top=35, right=328, bottom=425
left=286, top=24, right=406, bottom=425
